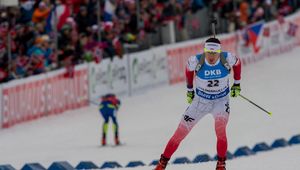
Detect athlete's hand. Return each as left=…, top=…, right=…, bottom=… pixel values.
left=230, top=84, right=241, bottom=97
left=187, top=89, right=195, bottom=104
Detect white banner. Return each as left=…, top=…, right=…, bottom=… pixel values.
left=151, top=47, right=169, bottom=86
left=0, top=0, right=18, bottom=6
left=129, top=47, right=168, bottom=93
left=88, top=57, right=129, bottom=104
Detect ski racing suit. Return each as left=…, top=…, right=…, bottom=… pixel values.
left=162, top=51, right=241, bottom=159
left=99, top=94, right=121, bottom=145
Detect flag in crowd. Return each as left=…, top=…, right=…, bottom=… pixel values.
left=243, top=21, right=264, bottom=53
left=104, top=0, right=115, bottom=22
left=46, top=3, right=70, bottom=32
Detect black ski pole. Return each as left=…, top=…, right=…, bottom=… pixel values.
left=239, top=94, right=272, bottom=116
left=211, top=17, right=217, bottom=38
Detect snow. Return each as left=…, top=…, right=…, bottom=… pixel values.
left=131, top=145, right=300, bottom=170
left=1, top=47, right=300, bottom=170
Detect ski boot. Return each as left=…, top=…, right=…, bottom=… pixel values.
left=101, top=138, right=106, bottom=146
left=101, top=134, right=106, bottom=146
left=216, top=156, right=226, bottom=170
left=115, top=136, right=120, bottom=145
left=154, top=154, right=170, bottom=170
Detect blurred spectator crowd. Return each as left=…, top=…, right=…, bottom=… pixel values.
left=214, top=0, right=300, bottom=33
left=0, top=0, right=299, bottom=83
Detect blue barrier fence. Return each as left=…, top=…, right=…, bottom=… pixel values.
left=1, top=134, right=299, bottom=170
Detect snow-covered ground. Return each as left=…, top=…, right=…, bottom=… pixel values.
left=131, top=145, right=300, bottom=170
left=1, top=48, right=300, bottom=170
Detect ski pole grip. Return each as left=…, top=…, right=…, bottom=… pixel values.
left=211, top=17, right=217, bottom=25
left=211, top=17, right=217, bottom=37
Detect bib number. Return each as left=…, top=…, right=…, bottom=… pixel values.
left=207, top=80, right=219, bottom=87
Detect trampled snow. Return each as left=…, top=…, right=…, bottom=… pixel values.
left=0, top=48, right=300, bottom=170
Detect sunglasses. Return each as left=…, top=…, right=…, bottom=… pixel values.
left=207, top=51, right=218, bottom=55
left=204, top=47, right=221, bottom=54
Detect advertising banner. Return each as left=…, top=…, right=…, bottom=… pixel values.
left=1, top=74, right=47, bottom=128
left=89, top=57, right=128, bottom=104
left=129, top=47, right=168, bottom=93
left=46, top=65, right=88, bottom=115
left=1, top=65, right=88, bottom=128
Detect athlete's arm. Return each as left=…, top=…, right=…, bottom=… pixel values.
left=186, top=56, right=198, bottom=88
left=226, top=52, right=241, bottom=84
left=232, top=57, right=241, bottom=84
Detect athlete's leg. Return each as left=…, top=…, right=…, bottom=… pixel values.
left=211, top=98, right=230, bottom=170
left=214, top=114, right=228, bottom=170
left=211, top=98, right=230, bottom=158
left=155, top=98, right=212, bottom=170
left=162, top=119, right=193, bottom=158
left=111, top=116, right=119, bottom=137
left=162, top=98, right=209, bottom=158
left=101, top=112, right=109, bottom=145
left=214, top=113, right=229, bottom=158
left=111, top=113, right=120, bottom=145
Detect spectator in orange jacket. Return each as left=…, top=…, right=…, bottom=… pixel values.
left=32, top=2, right=50, bottom=24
